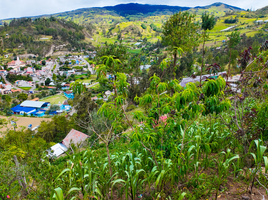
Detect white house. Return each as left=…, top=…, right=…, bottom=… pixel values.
left=255, top=20, right=264, bottom=24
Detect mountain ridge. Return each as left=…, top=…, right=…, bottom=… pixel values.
left=0, top=2, right=244, bottom=22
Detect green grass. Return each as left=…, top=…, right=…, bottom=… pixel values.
left=19, top=87, right=32, bottom=91
left=90, top=83, right=100, bottom=90
left=79, top=75, right=97, bottom=83
left=38, top=35, right=52, bottom=41
left=128, top=49, right=142, bottom=54
left=41, top=94, right=67, bottom=105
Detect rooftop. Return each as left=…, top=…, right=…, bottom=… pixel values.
left=47, top=143, right=68, bottom=158
left=20, top=100, right=49, bottom=108
left=11, top=105, right=36, bottom=113
left=62, top=129, right=89, bottom=148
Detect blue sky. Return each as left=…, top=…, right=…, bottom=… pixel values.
left=0, top=0, right=266, bottom=19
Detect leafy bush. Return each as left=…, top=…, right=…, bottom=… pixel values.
left=141, top=23, right=147, bottom=29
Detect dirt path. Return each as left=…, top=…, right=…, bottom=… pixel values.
left=45, top=44, right=55, bottom=57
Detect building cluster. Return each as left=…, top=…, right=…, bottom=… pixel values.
left=0, top=82, right=21, bottom=94
left=7, top=57, right=26, bottom=72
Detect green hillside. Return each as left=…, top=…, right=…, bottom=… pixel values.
left=256, top=5, right=268, bottom=15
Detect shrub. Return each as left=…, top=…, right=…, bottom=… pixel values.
left=126, top=104, right=136, bottom=112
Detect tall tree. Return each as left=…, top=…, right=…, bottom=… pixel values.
left=17, top=93, right=28, bottom=102
left=45, top=78, right=51, bottom=86
left=52, top=73, right=57, bottom=83
left=200, top=12, right=216, bottom=84
left=71, top=81, right=86, bottom=95
left=162, top=11, right=200, bottom=79
left=227, top=31, right=240, bottom=79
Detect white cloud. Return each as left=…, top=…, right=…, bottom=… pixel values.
left=0, top=0, right=266, bottom=19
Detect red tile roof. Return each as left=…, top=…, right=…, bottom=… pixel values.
left=41, top=86, right=56, bottom=89
left=31, top=98, right=39, bottom=101
left=11, top=89, right=21, bottom=92
left=63, top=100, right=69, bottom=105
left=62, top=129, right=89, bottom=148
left=65, top=91, right=73, bottom=94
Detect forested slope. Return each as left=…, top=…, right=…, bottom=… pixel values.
left=0, top=17, right=91, bottom=56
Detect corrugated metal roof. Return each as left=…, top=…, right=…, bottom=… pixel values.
left=47, top=143, right=68, bottom=158
left=62, top=129, right=89, bottom=148
left=11, top=105, right=36, bottom=113
left=20, top=100, right=49, bottom=108
left=180, top=71, right=227, bottom=87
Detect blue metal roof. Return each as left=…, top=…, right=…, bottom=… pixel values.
left=11, top=105, right=36, bottom=113
left=31, top=110, right=46, bottom=115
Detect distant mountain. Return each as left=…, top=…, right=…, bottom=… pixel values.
left=0, top=2, right=244, bottom=25
left=102, top=3, right=191, bottom=16
left=194, top=2, right=243, bottom=10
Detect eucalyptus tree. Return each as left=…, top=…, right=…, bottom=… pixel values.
left=162, top=11, right=200, bottom=79
left=200, top=12, right=216, bottom=84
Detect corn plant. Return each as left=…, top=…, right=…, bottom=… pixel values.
left=248, top=139, right=268, bottom=193
left=52, top=187, right=64, bottom=200
left=155, top=159, right=174, bottom=196
left=112, top=151, right=145, bottom=200
left=55, top=150, right=99, bottom=199
left=214, top=149, right=239, bottom=200
left=142, top=166, right=159, bottom=196
left=95, top=161, right=117, bottom=199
